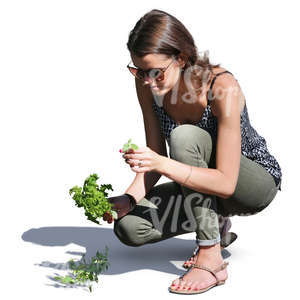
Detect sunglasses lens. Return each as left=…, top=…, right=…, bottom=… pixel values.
left=147, top=69, right=164, bottom=82
left=128, top=65, right=165, bottom=81
left=136, top=69, right=146, bottom=80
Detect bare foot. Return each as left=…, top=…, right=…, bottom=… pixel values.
left=172, top=244, right=228, bottom=291
left=182, top=246, right=224, bottom=268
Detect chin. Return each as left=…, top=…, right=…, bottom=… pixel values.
left=150, top=86, right=163, bottom=94
left=151, top=85, right=171, bottom=95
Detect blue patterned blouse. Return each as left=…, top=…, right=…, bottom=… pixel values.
left=152, top=71, right=282, bottom=191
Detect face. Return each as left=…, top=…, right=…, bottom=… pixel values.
left=130, top=53, right=185, bottom=96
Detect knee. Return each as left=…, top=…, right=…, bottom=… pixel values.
left=113, top=215, right=149, bottom=247
left=169, top=125, right=212, bottom=161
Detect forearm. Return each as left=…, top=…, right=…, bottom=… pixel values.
left=157, top=156, right=232, bottom=199
left=124, top=171, right=162, bottom=203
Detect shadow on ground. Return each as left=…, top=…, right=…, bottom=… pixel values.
left=22, top=226, right=232, bottom=278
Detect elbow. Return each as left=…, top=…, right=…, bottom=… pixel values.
left=219, top=178, right=236, bottom=199
left=222, top=190, right=234, bottom=199
left=219, top=191, right=232, bottom=199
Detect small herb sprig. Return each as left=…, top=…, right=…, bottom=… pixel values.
left=54, top=246, right=109, bottom=292
left=119, top=138, right=138, bottom=153
left=69, top=173, right=118, bottom=224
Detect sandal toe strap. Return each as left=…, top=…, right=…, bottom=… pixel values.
left=191, top=261, right=229, bottom=284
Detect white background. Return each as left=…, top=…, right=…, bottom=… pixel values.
left=0, top=0, right=298, bottom=298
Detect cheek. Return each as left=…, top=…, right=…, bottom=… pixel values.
left=151, top=70, right=181, bottom=95
left=164, top=70, right=181, bottom=90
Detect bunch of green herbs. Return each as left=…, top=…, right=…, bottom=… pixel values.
left=54, top=247, right=109, bottom=292
left=69, top=173, right=117, bottom=224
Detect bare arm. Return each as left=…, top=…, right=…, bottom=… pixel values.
left=157, top=74, right=242, bottom=199
left=125, top=78, right=168, bottom=202
left=124, top=171, right=162, bottom=202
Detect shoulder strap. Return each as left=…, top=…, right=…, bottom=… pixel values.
left=207, top=71, right=234, bottom=105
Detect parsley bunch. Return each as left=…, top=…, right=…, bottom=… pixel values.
left=69, top=173, right=118, bottom=224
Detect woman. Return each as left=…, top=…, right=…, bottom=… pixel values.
left=105, top=9, right=282, bottom=295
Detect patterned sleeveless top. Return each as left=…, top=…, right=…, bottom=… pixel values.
left=152, top=71, right=282, bottom=191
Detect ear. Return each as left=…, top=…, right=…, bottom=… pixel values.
left=176, top=52, right=187, bottom=68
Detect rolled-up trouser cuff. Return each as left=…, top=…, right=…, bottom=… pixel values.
left=196, top=235, right=221, bottom=246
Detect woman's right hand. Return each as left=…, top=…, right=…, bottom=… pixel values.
left=103, top=193, right=137, bottom=223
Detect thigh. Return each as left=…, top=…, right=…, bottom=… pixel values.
left=217, top=153, right=279, bottom=217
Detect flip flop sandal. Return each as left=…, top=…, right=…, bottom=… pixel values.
left=169, top=261, right=229, bottom=294
left=182, top=232, right=237, bottom=269
left=182, top=244, right=200, bottom=269
left=182, top=217, right=235, bottom=269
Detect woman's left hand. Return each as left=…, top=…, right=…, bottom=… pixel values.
left=122, top=146, right=163, bottom=173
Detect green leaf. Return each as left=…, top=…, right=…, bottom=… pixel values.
left=122, top=145, right=129, bottom=152
left=122, top=139, right=139, bottom=153
left=54, top=276, right=63, bottom=281
left=55, top=275, right=75, bottom=284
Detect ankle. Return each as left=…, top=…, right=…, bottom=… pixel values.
left=196, top=244, right=223, bottom=261
left=198, top=242, right=221, bottom=253
left=197, top=251, right=223, bottom=260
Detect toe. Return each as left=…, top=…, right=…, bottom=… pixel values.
left=183, top=280, right=194, bottom=290
left=171, top=278, right=181, bottom=287
left=179, top=280, right=195, bottom=291
left=185, top=257, right=195, bottom=265
left=170, top=281, right=181, bottom=291
left=177, top=280, right=187, bottom=290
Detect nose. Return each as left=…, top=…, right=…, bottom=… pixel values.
left=142, top=75, right=156, bottom=86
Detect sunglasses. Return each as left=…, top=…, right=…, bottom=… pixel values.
left=127, top=56, right=177, bottom=82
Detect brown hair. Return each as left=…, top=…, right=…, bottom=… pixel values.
left=127, top=9, right=221, bottom=94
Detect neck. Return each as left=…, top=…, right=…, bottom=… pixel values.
left=166, top=70, right=211, bottom=107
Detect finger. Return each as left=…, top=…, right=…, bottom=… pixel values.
left=130, top=146, right=147, bottom=153
left=125, top=154, right=144, bottom=160
left=130, top=159, right=145, bottom=167
left=125, top=158, right=137, bottom=167
left=127, top=159, right=135, bottom=168
left=126, top=148, right=134, bottom=154
left=131, top=165, right=150, bottom=173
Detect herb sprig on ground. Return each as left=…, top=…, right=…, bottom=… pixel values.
left=54, top=246, right=109, bottom=292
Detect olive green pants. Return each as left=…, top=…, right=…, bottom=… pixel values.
left=114, top=125, right=281, bottom=247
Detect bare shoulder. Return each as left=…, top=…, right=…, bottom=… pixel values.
left=211, top=66, right=236, bottom=82
left=210, top=67, right=246, bottom=116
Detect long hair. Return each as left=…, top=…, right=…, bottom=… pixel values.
left=127, top=9, right=221, bottom=94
